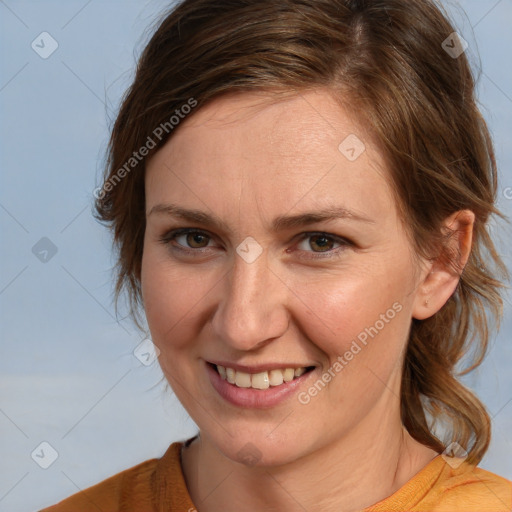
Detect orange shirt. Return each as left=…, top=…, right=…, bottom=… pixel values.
left=40, top=438, right=512, bottom=511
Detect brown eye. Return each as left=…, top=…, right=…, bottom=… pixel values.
left=185, top=232, right=210, bottom=248
left=308, top=234, right=334, bottom=252
left=159, top=228, right=215, bottom=252
left=293, top=232, right=351, bottom=260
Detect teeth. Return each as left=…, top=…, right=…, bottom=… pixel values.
left=252, top=371, right=270, bottom=389
left=269, top=369, right=284, bottom=386
left=226, top=367, right=236, bottom=384
left=235, top=371, right=251, bottom=388
left=215, top=365, right=310, bottom=389
left=283, top=368, right=295, bottom=382
left=294, top=367, right=306, bottom=377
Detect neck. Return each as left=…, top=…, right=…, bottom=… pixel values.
left=181, top=407, right=438, bottom=512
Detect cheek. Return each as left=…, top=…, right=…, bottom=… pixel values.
left=140, top=246, right=215, bottom=348
left=292, top=263, right=412, bottom=359
left=295, top=277, right=411, bottom=414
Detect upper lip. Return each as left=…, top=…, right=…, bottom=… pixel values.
left=207, top=360, right=316, bottom=373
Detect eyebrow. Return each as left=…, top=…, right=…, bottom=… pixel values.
left=148, top=203, right=375, bottom=233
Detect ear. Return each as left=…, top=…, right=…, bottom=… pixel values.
left=412, top=210, right=475, bottom=320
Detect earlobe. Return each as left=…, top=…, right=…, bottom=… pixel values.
left=412, top=210, right=475, bottom=320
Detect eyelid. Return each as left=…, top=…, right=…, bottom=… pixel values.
left=159, top=228, right=219, bottom=250
left=291, top=231, right=351, bottom=259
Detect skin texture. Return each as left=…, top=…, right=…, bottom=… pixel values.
left=141, top=88, right=474, bottom=512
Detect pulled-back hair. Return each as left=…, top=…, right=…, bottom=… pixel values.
left=95, top=0, right=509, bottom=464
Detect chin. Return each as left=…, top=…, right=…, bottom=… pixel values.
left=209, top=429, right=310, bottom=468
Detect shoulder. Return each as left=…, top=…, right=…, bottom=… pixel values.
left=39, top=458, right=159, bottom=512
left=39, top=442, right=184, bottom=512
left=420, top=457, right=512, bottom=512
left=367, top=455, right=512, bottom=512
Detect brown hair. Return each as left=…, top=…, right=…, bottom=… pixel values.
left=95, top=0, right=509, bottom=464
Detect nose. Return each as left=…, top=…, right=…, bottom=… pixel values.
left=210, top=246, right=290, bottom=352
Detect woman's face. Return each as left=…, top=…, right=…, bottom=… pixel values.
left=141, top=89, right=428, bottom=466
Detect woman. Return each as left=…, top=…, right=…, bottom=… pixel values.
left=42, top=0, right=511, bottom=510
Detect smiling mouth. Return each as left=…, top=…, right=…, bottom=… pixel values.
left=208, top=363, right=315, bottom=390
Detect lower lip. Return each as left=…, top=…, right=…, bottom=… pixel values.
left=206, top=362, right=316, bottom=409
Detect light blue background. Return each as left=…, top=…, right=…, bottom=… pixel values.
left=0, top=1, right=511, bottom=511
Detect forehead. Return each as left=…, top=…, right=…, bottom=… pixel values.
left=145, top=89, right=396, bottom=224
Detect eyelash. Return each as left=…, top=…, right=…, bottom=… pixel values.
left=158, top=228, right=352, bottom=260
